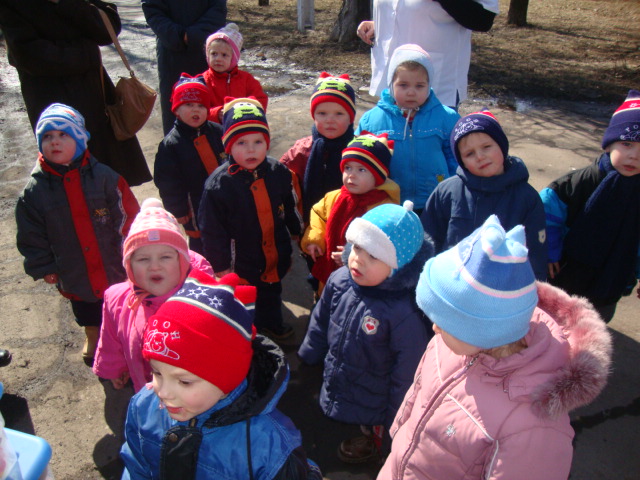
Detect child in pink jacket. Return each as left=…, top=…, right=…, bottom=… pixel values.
left=92, top=198, right=213, bottom=392
left=379, top=215, right=612, bottom=480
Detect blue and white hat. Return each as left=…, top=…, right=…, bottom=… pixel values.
left=416, top=215, right=538, bottom=349
left=345, top=201, right=424, bottom=274
left=387, top=44, right=435, bottom=95
left=35, top=103, right=90, bottom=161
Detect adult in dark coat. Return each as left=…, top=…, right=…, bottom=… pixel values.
left=141, top=0, right=227, bottom=134
left=0, top=0, right=152, bottom=186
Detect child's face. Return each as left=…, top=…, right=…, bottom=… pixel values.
left=342, top=161, right=377, bottom=194
left=348, top=244, right=391, bottom=287
left=131, top=244, right=182, bottom=297
left=230, top=132, right=268, bottom=170
left=41, top=130, right=77, bottom=166
left=207, top=40, right=233, bottom=73
left=392, top=66, right=429, bottom=110
left=150, top=359, right=226, bottom=422
left=458, top=132, right=505, bottom=177
left=433, top=324, right=482, bottom=356
left=175, top=103, right=208, bottom=129
left=313, top=102, right=351, bottom=139
left=608, top=141, right=640, bottom=177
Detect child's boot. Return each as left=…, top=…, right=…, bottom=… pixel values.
left=82, top=326, right=100, bottom=367
left=337, top=425, right=382, bottom=464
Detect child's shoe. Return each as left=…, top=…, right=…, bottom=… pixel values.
left=260, top=322, right=294, bottom=341
left=82, top=326, right=100, bottom=367
left=337, top=434, right=379, bottom=464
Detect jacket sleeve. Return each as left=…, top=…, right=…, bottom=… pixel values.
left=283, top=168, right=304, bottom=237
left=521, top=188, right=548, bottom=281
left=442, top=110, right=461, bottom=177
left=188, top=251, right=215, bottom=276
left=539, top=187, right=568, bottom=264
left=92, top=293, right=128, bottom=380
left=420, top=183, right=449, bottom=252
left=114, top=176, right=140, bottom=238
left=271, top=446, right=323, bottom=480
left=198, top=176, right=233, bottom=272
left=297, top=273, right=335, bottom=364
left=433, top=0, right=497, bottom=32
left=15, top=193, right=55, bottom=280
left=121, top=397, right=154, bottom=480
left=153, top=141, right=191, bottom=218
left=300, top=196, right=330, bottom=253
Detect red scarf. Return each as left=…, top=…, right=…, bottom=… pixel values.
left=312, top=186, right=388, bottom=284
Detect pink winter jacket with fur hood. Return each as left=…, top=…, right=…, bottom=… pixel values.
left=378, top=282, right=612, bottom=480
left=93, top=252, right=213, bottom=392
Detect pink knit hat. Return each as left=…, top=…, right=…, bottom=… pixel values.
left=205, top=23, right=243, bottom=70
left=123, top=198, right=190, bottom=284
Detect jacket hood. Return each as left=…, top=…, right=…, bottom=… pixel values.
left=457, top=155, right=529, bottom=193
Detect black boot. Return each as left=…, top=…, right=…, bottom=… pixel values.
left=0, top=349, right=12, bottom=367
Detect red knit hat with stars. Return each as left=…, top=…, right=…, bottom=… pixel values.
left=602, top=89, right=640, bottom=149
left=171, top=73, right=212, bottom=113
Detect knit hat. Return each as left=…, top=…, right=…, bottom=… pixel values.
left=123, top=198, right=190, bottom=284
left=171, top=73, right=212, bottom=113
left=345, top=200, right=424, bottom=273
left=450, top=110, right=509, bottom=167
left=602, top=89, right=640, bottom=149
left=310, top=72, right=357, bottom=123
left=340, top=132, right=394, bottom=186
left=143, top=269, right=256, bottom=394
left=35, top=103, right=90, bottom=161
left=222, top=97, right=270, bottom=153
left=416, top=215, right=538, bottom=350
left=205, top=23, right=243, bottom=70
left=387, top=44, right=435, bottom=96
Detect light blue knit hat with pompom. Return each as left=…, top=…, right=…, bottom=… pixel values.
left=416, top=215, right=538, bottom=349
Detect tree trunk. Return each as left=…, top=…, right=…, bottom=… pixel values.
left=507, top=0, right=530, bottom=27
left=330, top=0, right=370, bottom=43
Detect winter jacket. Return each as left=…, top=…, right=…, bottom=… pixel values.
left=121, top=335, right=322, bottom=480
left=153, top=119, right=225, bottom=236
left=198, top=156, right=303, bottom=285
left=421, top=156, right=548, bottom=280
left=16, top=154, right=139, bottom=302
left=298, top=240, right=434, bottom=430
left=378, top=282, right=612, bottom=480
left=92, top=253, right=213, bottom=393
left=280, top=136, right=313, bottom=191
left=141, top=0, right=227, bottom=133
left=202, top=67, right=268, bottom=123
left=356, top=89, right=460, bottom=206
left=0, top=0, right=151, bottom=186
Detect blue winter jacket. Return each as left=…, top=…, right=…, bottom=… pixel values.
left=356, top=89, right=460, bottom=206
left=298, top=241, right=434, bottom=430
left=121, top=336, right=320, bottom=480
left=421, top=156, right=548, bottom=280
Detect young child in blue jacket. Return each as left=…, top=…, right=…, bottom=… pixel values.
left=356, top=44, right=460, bottom=213
left=298, top=202, right=434, bottom=464
left=121, top=269, right=322, bottom=479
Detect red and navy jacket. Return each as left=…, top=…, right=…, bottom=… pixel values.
left=16, top=153, right=140, bottom=302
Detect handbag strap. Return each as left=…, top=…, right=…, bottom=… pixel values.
left=98, top=8, right=135, bottom=78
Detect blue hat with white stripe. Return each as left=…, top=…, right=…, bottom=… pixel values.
left=36, top=103, right=90, bottom=161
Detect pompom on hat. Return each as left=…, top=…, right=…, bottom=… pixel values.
left=602, top=89, right=640, bottom=149
left=450, top=110, right=509, bottom=167
left=123, top=198, right=190, bottom=284
left=416, top=215, right=538, bottom=350
left=171, top=73, right=212, bottom=113
left=340, top=132, right=394, bottom=186
left=310, top=72, right=357, bottom=123
left=346, top=200, right=424, bottom=273
left=222, top=96, right=270, bottom=153
left=35, top=103, right=90, bottom=161
left=143, top=269, right=256, bottom=393
left=205, top=23, right=243, bottom=70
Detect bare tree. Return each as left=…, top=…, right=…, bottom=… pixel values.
left=329, top=0, right=371, bottom=43
left=507, top=0, right=530, bottom=26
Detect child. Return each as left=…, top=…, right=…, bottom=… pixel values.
left=301, top=132, right=400, bottom=293
left=280, top=72, right=357, bottom=222
left=356, top=44, right=460, bottom=211
left=121, top=269, right=322, bottom=479
left=198, top=97, right=303, bottom=340
left=93, top=198, right=213, bottom=392
left=379, top=215, right=612, bottom=479
left=202, top=23, right=268, bottom=123
left=153, top=74, right=225, bottom=255
left=15, top=103, right=140, bottom=366
left=421, top=109, right=548, bottom=280
left=540, top=89, right=640, bottom=323
left=298, top=202, right=434, bottom=463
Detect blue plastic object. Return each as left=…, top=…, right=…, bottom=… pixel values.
left=5, top=428, right=52, bottom=480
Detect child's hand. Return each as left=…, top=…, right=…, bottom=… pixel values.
left=306, top=244, right=323, bottom=261
left=215, top=269, right=232, bottom=279
left=547, top=262, right=560, bottom=279
left=331, top=246, right=345, bottom=266
left=111, top=371, right=130, bottom=390
left=176, top=215, right=190, bottom=225
left=43, top=273, right=58, bottom=284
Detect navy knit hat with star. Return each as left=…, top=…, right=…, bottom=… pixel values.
left=310, top=72, right=357, bottom=123
left=340, top=132, right=394, bottom=186
left=602, top=89, right=640, bottom=149
left=143, top=269, right=256, bottom=393
left=346, top=200, right=424, bottom=274
left=450, top=110, right=509, bottom=167
left=35, top=103, right=90, bottom=161
left=222, top=96, right=270, bottom=153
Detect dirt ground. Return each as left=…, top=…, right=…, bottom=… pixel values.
left=0, top=1, right=639, bottom=479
